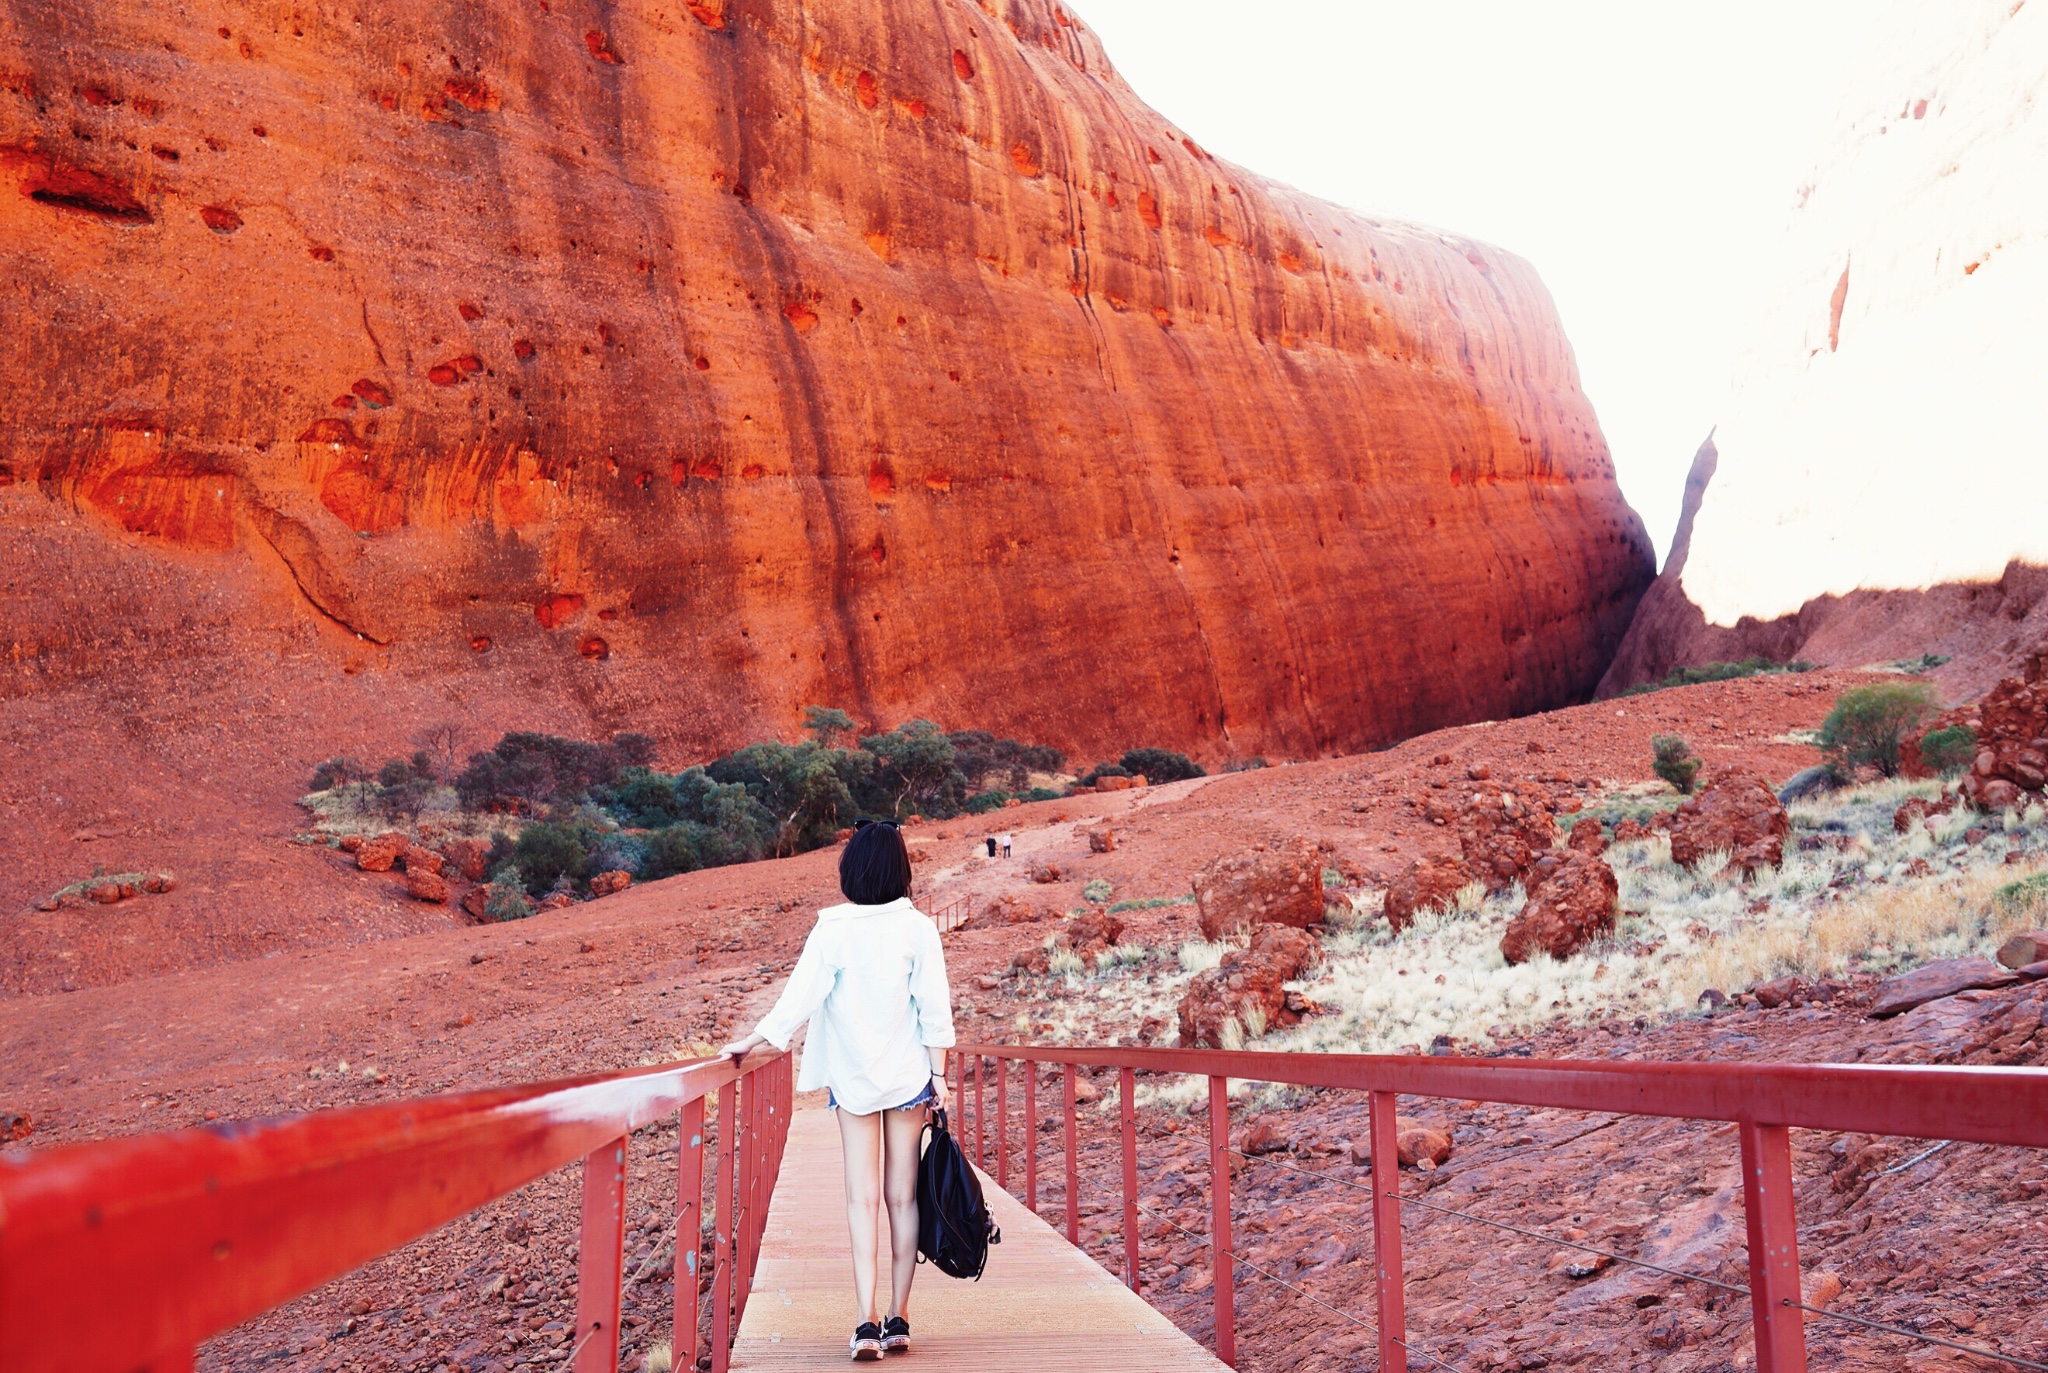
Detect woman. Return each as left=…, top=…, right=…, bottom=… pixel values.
left=721, top=821, right=954, bottom=1361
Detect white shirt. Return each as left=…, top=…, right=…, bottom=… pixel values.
left=752, top=897, right=956, bottom=1114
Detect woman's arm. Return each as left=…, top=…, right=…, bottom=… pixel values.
left=928, top=1047, right=949, bottom=1112
left=908, top=920, right=956, bottom=1114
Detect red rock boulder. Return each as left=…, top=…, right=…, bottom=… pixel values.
left=1087, top=824, right=1115, bottom=853
left=1384, top=854, right=1471, bottom=932
left=1949, top=654, right=2048, bottom=809
left=1500, top=853, right=1617, bottom=964
left=1193, top=838, right=1325, bottom=940
left=1064, top=908, right=1126, bottom=960
left=400, top=844, right=444, bottom=876
left=404, top=868, right=450, bottom=903
left=355, top=832, right=407, bottom=873
left=1668, top=771, right=1789, bottom=876
left=1611, top=818, right=1648, bottom=843
left=589, top=869, right=632, bottom=896
left=1892, top=794, right=1956, bottom=835
left=1567, top=817, right=1607, bottom=856
left=1177, top=925, right=1323, bottom=1048
left=460, top=886, right=490, bottom=921
left=442, top=837, right=491, bottom=882
left=538, top=892, right=575, bottom=911
left=1456, top=784, right=1558, bottom=892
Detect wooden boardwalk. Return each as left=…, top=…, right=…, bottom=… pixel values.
left=731, top=1108, right=1226, bottom=1372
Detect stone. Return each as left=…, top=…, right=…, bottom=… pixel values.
left=400, top=845, right=444, bottom=876
left=337, top=834, right=366, bottom=853
left=538, top=892, right=575, bottom=911
left=963, top=894, right=1050, bottom=930
left=1892, top=794, right=1956, bottom=835
left=460, top=886, right=490, bottom=921
left=1395, top=1118, right=1453, bottom=1168
left=1029, top=862, right=1062, bottom=884
left=1239, top=1115, right=1291, bottom=1155
left=1500, top=853, right=1617, bottom=964
left=1997, top=931, right=2048, bottom=970
left=1868, top=957, right=2019, bottom=1018
left=1063, top=908, right=1125, bottom=960
left=1668, top=770, right=1789, bottom=876
left=1384, top=854, right=1471, bottom=932
left=0, top=0, right=1649, bottom=787
left=1567, top=816, right=1606, bottom=856
left=140, top=872, right=176, bottom=894
left=1086, top=824, right=1115, bottom=854
left=1177, top=925, right=1323, bottom=1048
left=1098, top=775, right=1133, bottom=792
left=356, top=832, right=408, bottom=873
left=972, top=973, right=1002, bottom=991
left=1611, top=818, right=1648, bottom=843
left=442, top=838, right=491, bottom=882
left=1, top=1110, right=32, bottom=1141
left=589, top=869, right=632, bottom=896
left=88, top=883, right=124, bottom=904
left=1191, top=838, right=1324, bottom=940
left=404, top=868, right=450, bottom=903
left=1752, top=975, right=1802, bottom=1009
left=1456, top=783, right=1558, bottom=892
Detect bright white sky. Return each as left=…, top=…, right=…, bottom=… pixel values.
left=1075, top=0, right=1876, bottom=566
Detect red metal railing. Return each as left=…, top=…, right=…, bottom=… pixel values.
left=0, top=1048, right=793, bottom=1373
left=951, top=1043, right=2048, bottom=1373
left=927, top=894, right=973, bottom=933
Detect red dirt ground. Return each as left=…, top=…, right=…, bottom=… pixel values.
left=8, top=668, right=2038, bottom=1372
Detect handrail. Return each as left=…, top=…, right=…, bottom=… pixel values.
left=950, top=1041, right=2048, bottom=1373
left=0, top=1047, right=794, bottom=1373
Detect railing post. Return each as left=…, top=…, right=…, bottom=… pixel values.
left=1207, top=1074, right=1235, bottom=1367
left=1741, top=1121, right=1808, bottom=1373
left=675, top=1097, right=706, bottom=1373
left=573, top=1135, right=627, bottom=1373
left=997, top=1053, right=1010, bottom=1189
left=1120, top=1065, right=1139, bottom=1292
left=1025, top=1057, right=1039, bottom=1212
left=974, top=1052, right=986, bottom=1168
left=1369, top=1089, right=1406, bottom=1372
left=712, top=1081, right=737, bottom=1373
left=1064, top=1062, right=1081, bottom=1246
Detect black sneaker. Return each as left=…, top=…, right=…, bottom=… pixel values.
left=850, top=1322, right=884, bottom=1361
left=881, top=1315, right=911, bottom=1354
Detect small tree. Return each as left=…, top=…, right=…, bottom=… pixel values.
left=803, top=706, right=857, bottom=749
left=308, top=757, right=363, bottom=792
left=1120, top=748, right=1205, bottom=783
left=1820, top=682, right=1936, bottom=778
left=1651, top=735, right=1701, bottom=794
left=412, top=723, right=466, bottom=783
left=1917, top=724, right=1977, bottom=777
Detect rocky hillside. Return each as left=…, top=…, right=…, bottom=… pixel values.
left=0, top=0, right=1650, bottom=782
left=1606, top=2, right=2048, bottom=693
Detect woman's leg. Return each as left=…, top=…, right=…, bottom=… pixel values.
left=836, top=1106, right=884, bottom=1323
left=882, top=1106, right=928, bottom=1319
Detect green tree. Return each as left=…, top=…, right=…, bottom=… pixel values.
left=1651, top=735, right=1701, bottom=794
left=860, top=720, right=964, bottom=818
left=1820, top=682, right=1937, bottom=778
left=803, top=706, right=857, bottom=748
left=1120, top=748, right=1205, bottom=783
left=511, top=823, right=592, bottom=894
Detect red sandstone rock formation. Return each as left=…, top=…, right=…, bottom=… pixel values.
left=1384, top=853, right=1470, bottom=932
left=1668, top=770, right=1789, bottom=876
left=0, top=0, right=1649, bottom=770
left=1177, top=924, right=1321, bottom=1049
left=1192, top=838, right=1323, bottom=940
left=1500, top=851, right=1616, bottom=964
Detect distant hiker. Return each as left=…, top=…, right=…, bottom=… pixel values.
left=722, top=820, right=954, bottom=1361
left=985, top=835, right=998, bottom=858
left=1000, top=831, right=1013, bottom=858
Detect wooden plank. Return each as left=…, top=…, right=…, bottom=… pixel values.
left=731, top=1109, right=1225, bottom=1372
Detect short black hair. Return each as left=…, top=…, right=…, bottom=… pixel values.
left=840, top=822, right=912, bottom=905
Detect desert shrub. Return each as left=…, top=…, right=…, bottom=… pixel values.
left=1623, top=657, right=1817, bottom=697
left=511, top=823, right=592, bottom=894
left=1652, top=735, right=1701, bottom=794
left=1078, top=762, right=1131, bottom=786
left=1994, top=873, right=2048, bottom=916
left=588, top=831, right=646, bottom=876
left=1917, top=725, right=1978, bottom=777
left=963, top=790, right=1012, bottom=814
left=1084, top=878, right=1113, bottom=903
left=949, top=731, right=1064, bottom=792
left=1820, top=682, right=1937, bottom=778
left=482, top=873, right=536, bottom=922
left=1021, top=787, right=1061, bottom=803
left=1119, top=748, right=1205, bottom=783
left=308, top=757, right=364, bottom=792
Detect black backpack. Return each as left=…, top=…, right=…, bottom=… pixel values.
left=915, top=1108, right=1001, bottom=1279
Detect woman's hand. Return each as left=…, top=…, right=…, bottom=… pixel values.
left=718, top=1033, right=766, bottom=1065
left=929, top=1073, right=949, bottom=1115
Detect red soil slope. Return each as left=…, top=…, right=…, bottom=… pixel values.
left=0, top=0, right=1650, bottom=785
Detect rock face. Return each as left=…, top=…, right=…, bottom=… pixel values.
left=0, top=0, right=1650, bottom=771
left=1192, top=839, right=1324, bottom=940
left=1177, top=924, right=1320, bottom=1049
left=1500, top=852, right=1616, bottom=965
left=1668, top=771, right=1789, bottom=876
left=1604, top=7, right=2048, bottom=697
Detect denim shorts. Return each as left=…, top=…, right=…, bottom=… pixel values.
left=828, top=1079, right=935, bottom=1114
